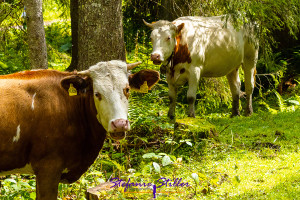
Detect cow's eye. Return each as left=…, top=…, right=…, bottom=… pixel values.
left=123, top=86, right=130, bottom=99
left=95, top=92, right=102, bottom=100
left=167, top=36, right=171, bottom=41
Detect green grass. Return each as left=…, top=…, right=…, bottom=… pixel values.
left=50, top=108, right=300, bottom=200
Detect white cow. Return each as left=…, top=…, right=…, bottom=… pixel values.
left=144, top=16, right=258, bottom=118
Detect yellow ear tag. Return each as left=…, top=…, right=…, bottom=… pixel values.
left=140, top=81, right=149, bottom=93
left=68, top=83, right=77, bottom=96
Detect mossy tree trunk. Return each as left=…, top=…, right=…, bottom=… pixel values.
left=24, top=0, right=48, bottom=69
left=68, top=0, right=126, bottom=71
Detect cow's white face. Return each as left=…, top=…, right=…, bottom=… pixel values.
left=87, top=61, right=130, bottom=139
left=150, top=25, right=177, bottom=65
left=144, top=20, right=185, bottom=65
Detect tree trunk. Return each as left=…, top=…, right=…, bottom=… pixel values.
left=68, top=0, right=79, bottom=71
left=159, top=0, right=193, bottom=21
left=68, top=0, right=126, bottom=71
left=159, top=0, right=174, bottom=21
left=24, top=0, right=48, bottom=69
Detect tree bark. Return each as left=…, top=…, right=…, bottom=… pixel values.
left=24, top=0, right=48, bottom=69
left=159, top=0, right=193, bottom=21
left=68, top=0, right=126, bottom=71
left=159, top=0, right=174, bottom=21
left=68, top=0, right=79, bottom=71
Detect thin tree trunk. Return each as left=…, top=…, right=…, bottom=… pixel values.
left=24, top=0, right=48, bottom=69
left=68, top=0, right=126, bottom=71
left=68, top=0, right=79, bottom=71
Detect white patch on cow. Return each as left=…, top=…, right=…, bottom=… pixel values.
left=0, top=163, right=34, bottom=176
left=13, top=125, right=21, bottom=142
left=62, top=168, right=69, bottom=174
left=31, top=93, right=36, bottom=110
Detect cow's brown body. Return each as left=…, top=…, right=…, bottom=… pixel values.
left=0, top=70, right=105, bottom=197
left=0, top=61, right=159, bottom=199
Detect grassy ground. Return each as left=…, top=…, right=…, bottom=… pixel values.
left=78, top=108, right=300, bottom=200
left=1, top=109, right=299, bottom=199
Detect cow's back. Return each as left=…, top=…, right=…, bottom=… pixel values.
left=173, top=16, right=247, bottom=77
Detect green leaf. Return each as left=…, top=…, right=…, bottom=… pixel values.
left=153, top=162, right=161, bottom=173
left=58, top=42, right=72, bottom=52
left=142, top=153, right=156, bottom=159
left=4, top=179, right=17, bottom=184
left=191, top=173, right=200, bottom=184
left=285, top=100, right=299, bottom=105
left=162, top=155, right=172, bottom=166
left=186, top=141, right=193, bottom=146
left=30, top=192, right=36, bottom=199
left=235, top=175, right=241, bottom=183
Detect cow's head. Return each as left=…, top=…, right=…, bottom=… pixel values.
left=143, top=19, right=184, bottom=65
left=61, top=60, right=159, bottom=140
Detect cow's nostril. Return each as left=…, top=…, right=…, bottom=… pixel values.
left=111, top=121, right=117, bottom=130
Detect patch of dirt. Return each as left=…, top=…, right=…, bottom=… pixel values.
left=253, top=141, right=281, bottom=151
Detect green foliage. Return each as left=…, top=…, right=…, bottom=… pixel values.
left=0, top=175, right=36, bottom=200
left=43, top=0, right=70, bottom=20
left=0, top=28, right=30, bottom=74
left=45, top=21, right=71, bottom=70
left=0, top=0, right=23, bottom=27
left=123, top=0, right=162, bottom=52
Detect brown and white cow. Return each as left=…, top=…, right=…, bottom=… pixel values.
left=144, top=16, right=258, bottom=118
left=0, top=60, right=159, bottom=199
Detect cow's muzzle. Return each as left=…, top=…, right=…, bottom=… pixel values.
left=109, top=119, right=129, bottom=140
left=109, top=131, right=126, bottom=140
left=151, top=53, right=162, bottom=65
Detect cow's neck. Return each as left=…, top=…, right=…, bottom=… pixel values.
left=167, top=34, right=192, bottom=78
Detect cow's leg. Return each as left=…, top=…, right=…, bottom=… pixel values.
left=34, top=161, right=62, bottom=200
left=243, top=48, right=258, bottom=116
left=168, top=83, right=177, bottom=120
left=187, top=68, right=200, bottom=118
left=226, top=67, right=241, bottom=117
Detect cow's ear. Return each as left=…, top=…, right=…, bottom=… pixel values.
left=129, top=69, right=160, bottom=92
left=61, top=75, right=92, bottom=95
left=177, top=23, right=185, bottom=34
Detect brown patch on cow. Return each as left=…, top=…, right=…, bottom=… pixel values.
left=176, top=23, right=185, bottom=34
left=170, top=24, right=191, bottom=78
